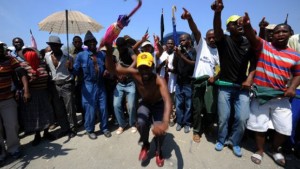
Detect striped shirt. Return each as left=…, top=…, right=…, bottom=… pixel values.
left=29, top=66, right=49, bottom=90
left=0, top=57, right=21, bottom=100
left=254, top=38, right=300, bottom=90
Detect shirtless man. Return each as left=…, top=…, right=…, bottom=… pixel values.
left=105, top=48, right=172, bottom=167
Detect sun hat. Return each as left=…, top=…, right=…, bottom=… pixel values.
left=46, top=36, right=63, bottom=45
left=137, top=52, right=154, bottom=68
left=226, top=15, right=241, bottom=26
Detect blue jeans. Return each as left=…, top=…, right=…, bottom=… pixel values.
left=113, top=81, right=137, bottom=128
left=217, top=86, right=250, bottom=146
left=175, top=84, right=192, bottom=126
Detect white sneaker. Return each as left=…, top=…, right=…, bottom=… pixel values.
left=131, top=127, right=137, bottom=133
left=116, top=127, right=124, bottom=135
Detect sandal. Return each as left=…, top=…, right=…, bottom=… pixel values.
left=193, top=134, right=201, bottom=143
left=272, top=152, right=285, bottom=167
left=116, top=127, right=124, bottom=135
left=251, top=153, right=263, bottom=165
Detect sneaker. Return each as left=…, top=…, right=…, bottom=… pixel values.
left=116, top=127, right=124, bottom=135
left=48, top=123, right=58, bottom=130
left=138, top=144, right=149, bottom=162
left=176, top=124, right=182, bottom=131
left=215, top=142, right=224, bottom=151
left=184, top=126, right=190, bottom=133
left=103, top=130, right=112, bottom=138
left=155, top=151, right=164, bottom=167
left=232, top=146, right=242, bottom=157
left=131, top=127, right=137, bottom=133
left=169, top=121, right=175, bottom=127
left=87, top=132, right=97, bottom=140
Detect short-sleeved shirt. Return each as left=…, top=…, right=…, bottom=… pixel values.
left=45, top=51, right=74, bottom=82
left=0, top=57, right=21, bottom=100
left=254, top=38, right=300, bottom=90
left=216, top=35, right=253, bottom=84
left=193, top=38, right=219, bottom=78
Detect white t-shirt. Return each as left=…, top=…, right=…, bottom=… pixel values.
left=157, top=51, right=177, bottom=93
left=193, top=38, right=219, bottom=78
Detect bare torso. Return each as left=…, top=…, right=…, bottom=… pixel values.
left=133, top=73, right=162, bottom=104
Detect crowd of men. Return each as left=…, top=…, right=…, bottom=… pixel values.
left=0, top=0, right=300, bottom=167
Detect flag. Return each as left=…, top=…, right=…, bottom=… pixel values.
left=284, top=13, right=288, bottom=24
left=160, top=8, right=164, bottom=45
left=30, top=29, right=38, bottom=49
left=172, top=6, right=179, bottom=46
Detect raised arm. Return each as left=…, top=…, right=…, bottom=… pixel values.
left=241, top=12, right=261, bottom=50
left=181, top=8, right=201, bottom=44
left=211, top=0, right=224, bottom=41
left=105, top=44, right=133, bottom=75
left=132, top=33, right=149, bottom=54
left=152, top=76, right=172, bottom=136
left=258, top=17, right=269, bottom=40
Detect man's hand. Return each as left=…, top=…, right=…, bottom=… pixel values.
left=258, top=17, right=269, bottom=29
left=152, top=122, right=168, bottom=136
left=241, top=79, right=252, bottom=89
left=211, top=0, right=224, bottom=12
left=239, top=12, right=250, bottom=26
left=181, top=8, right=192, bottom=20
left=23, top=91, right=31, bottom=103
left=285, top=87, right=296, bottom=97
left=208, top=76, right=216, bottom=84
left=65, top=59, right=73, bottom=70
left=142, top=33, right=150, bottom=42
left=153, top=35, right=160, bottom=45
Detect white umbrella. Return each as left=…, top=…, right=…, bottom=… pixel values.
left=38, top=10, right=103, bottom=56
left=38, top=10, right=103, bottom=34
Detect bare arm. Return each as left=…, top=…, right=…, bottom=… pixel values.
left=21, top=75, right=31, bottom=103
left=181, top=8, right=201, bottom=44
left=174, top=47, right=195, bottom=65
left=152, top=76, right=172, bottom=136
left=212, top=0, right=224, bottom=41
left=132, top=33, right=149, bottom=54
left=285, top=76, right=300, bottom=97
left=154, top=35, right=164, bottom=58
left=105, top=45, right=136, bottom=75
left=241, top=12, right=261, bottom=50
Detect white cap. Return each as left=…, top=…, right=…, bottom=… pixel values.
left=266, top=24, right=277, bottom=30
left=141, top=41, right=153, bottom=48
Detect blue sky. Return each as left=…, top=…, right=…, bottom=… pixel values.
left=1, top=0, right=299, bottom=49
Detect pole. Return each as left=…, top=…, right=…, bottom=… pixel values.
left=65, top=10, right=70, bottom=59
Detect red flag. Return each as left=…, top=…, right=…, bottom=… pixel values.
left=30, top=29, right=38, bottom=49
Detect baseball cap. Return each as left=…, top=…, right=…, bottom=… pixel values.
left=137, top=52, right=154, bottom=68
left=226, top=15, right=241, bottom=25
left=141, top=41, right=153, bottom=48
left=265, top=24, right=277, bottom=30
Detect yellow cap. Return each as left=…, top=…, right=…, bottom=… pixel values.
left=137, top=52, right=154, bottom=68
left=226, top=15, right=241, bottom=25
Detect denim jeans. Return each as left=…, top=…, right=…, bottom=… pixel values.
left=217, top=86, right=250, bottom=146
left=113, top=81, right=137, bottom=128
left=175, top=84, right=192, bottom=126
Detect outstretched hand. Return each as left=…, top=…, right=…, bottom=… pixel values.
left=258, top=17, right=269, bottom=28
left=211, top=0, right=224, bottom=12
left=153, top=35, right=160, bottom=44
left=181, top=8, right=191, bottom=20
left=142, top=33, right=150, bottom=42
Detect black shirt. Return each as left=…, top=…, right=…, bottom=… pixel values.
left=216, top=35, right=254, bottom=84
